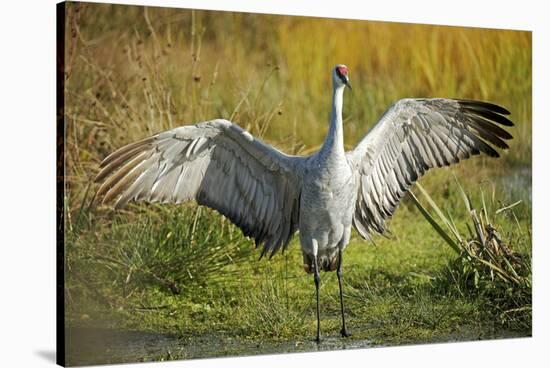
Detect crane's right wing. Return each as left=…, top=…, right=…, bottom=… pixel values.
left=95, top=119, right=305, bottom=258
left=346, top=98, right=513, bottom=238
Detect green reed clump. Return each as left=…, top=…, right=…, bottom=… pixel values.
left=410, top=181, right=531, bottom=330
left=236, top=277, right=309, bottom=339
left=66, top=204, right=255, bottom=311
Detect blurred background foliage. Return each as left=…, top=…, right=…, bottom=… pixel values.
left=65, top=3, right=531, bottom=202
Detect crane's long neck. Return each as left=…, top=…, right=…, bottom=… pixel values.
left=320, top=84, right=346, bottom=158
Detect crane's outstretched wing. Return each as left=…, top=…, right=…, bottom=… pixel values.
left=95, top=119, right=305, bottom=258
left=346, top=98, right=513, bottom=238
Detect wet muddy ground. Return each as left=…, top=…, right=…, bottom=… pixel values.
left=65, top=324, right=527, bottom=366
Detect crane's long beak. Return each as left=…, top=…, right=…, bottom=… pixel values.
left=344, top=77, right=352, bottom=91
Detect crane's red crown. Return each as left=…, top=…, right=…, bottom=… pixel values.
left=335, top=65, right=349, bottom=78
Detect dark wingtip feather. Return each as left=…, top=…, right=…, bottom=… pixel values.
left=454, top=99, right=514, bottom=155
left=463, top=106, right=515, bottom=127
left=465, top=115, right=513, bottom=147
left=458, top=99, right=511, bottom=116
left=482, top=142, right=501, bottom=157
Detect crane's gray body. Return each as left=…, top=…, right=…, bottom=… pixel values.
left=299, top=149, right=357, bottom=272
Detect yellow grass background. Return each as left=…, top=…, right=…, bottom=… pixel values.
left=64, top=3, right=531, bottom=211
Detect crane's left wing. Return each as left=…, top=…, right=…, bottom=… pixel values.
left=346, top=98, right=513, bottom=238
left=95, top=119, right=305, bottom=258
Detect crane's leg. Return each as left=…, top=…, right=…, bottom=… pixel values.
left=313, top=254, right=322, bottom=343
left=337, top=248, right=351, bottom=337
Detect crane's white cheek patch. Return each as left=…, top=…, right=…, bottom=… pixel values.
left=241, top=131, right=254, bottom=142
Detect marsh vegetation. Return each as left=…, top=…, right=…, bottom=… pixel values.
left=62, top=3, right=531, bottom=365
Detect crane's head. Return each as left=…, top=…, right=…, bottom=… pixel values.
left=333, top=64, right=352, bottom=90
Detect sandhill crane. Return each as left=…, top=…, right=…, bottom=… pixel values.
left=95, top=64, right=513, bottom=342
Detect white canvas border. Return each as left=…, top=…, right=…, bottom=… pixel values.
left=0, top=0, right=546, bottom=367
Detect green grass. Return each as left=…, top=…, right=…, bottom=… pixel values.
left=63, top=2, right=532, bottom=363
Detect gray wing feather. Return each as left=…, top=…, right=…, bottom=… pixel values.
left=347, top=98, right=513, bottom=238
left=95, top=119, right=304, bottom=258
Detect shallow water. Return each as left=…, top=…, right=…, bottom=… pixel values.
left=66, top=325, right=379, bottom=366
left=497, top=166, right=532, bottom=203
left=65, top=324, right=528, bottom=366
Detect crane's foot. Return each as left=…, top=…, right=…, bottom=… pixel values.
left=315, top=335, right=321, bottom=344
left=340, top=328, right=351, bottom=338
